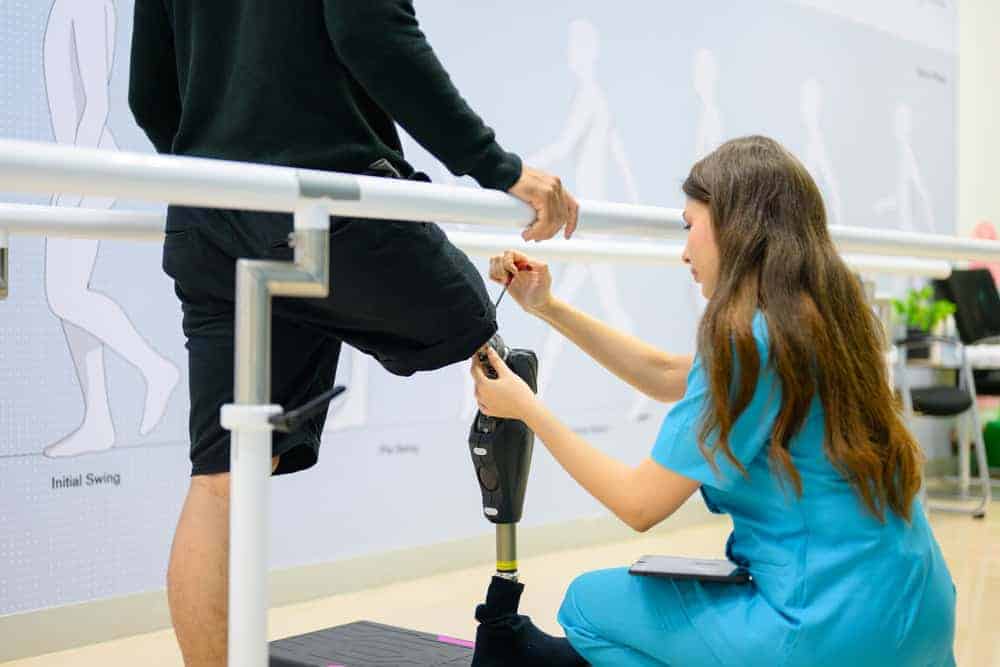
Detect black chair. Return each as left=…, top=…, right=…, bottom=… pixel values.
left=933, top=268, right=1000, bottom=397
left=973, top=369, right=1000, bottom=395
left=896, top=335, right=991, bottom=518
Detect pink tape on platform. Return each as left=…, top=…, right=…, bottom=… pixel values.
left=436, top=634, right=475, bottom=649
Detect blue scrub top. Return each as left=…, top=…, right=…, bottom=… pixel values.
left=651, top=313, right=956, bottom=666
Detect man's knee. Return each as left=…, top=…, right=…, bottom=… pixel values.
left=188, top=456, right=279, bottom=497
left=190, top=471, right=230, bottom=500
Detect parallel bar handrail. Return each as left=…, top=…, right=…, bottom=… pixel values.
left=0, top=139, right=682, bottom=237
left=0, top=204, right=953, bottom=277
left=829, top=224, right=1000, bottom=264
left=452, top=232, right=953, bottom=278
left=0, top=203, right=163, bottom=241
left=3, top=140, right=1000, bottom=264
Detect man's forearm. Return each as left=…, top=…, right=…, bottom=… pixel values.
left=534, top=298, right=691, bottom=402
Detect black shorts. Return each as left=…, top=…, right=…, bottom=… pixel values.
left=163, top=203, right=496, bottom=477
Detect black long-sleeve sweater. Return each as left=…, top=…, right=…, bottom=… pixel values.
left=128, top=0, right=522, bottom=191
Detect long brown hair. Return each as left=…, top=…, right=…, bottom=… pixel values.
left=683, top=135, right=922, bottom=522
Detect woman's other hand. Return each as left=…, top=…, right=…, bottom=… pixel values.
left=488, top=250, right=554, bottom=315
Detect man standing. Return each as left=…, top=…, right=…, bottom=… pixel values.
left=128, top=2, right=578, bottom=664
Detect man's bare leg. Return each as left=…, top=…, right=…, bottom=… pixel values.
left=167, top=457, right=279, bottom=667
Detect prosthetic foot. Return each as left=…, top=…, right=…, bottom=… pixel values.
left=468, top=333, right=537, bottom=579
left=471, top=576, right=587, bottom=667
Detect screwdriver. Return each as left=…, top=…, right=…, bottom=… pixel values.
left=495, top=283, right=509, bottom=309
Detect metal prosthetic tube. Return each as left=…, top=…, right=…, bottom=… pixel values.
left=495, top=523, right=518, bottom=580
left=469, top=334, right=538, bottom=580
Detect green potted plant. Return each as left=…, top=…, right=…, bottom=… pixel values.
left=891, top=286, right=956, bottom=359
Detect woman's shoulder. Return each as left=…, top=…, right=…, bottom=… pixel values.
left=690, top=311, right=771, bottom=370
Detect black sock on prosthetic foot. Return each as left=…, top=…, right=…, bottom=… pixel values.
left=471, top=576, right=588, bottom=667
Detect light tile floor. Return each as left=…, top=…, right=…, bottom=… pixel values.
left=4, top=507, right=998, bottom=666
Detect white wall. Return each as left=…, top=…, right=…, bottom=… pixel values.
left=958, top=0, right=1000, bottom=236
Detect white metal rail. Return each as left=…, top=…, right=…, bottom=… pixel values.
left=0, top=203, right=954, bottom=277
left=4, top=139, right=1000, bottom=262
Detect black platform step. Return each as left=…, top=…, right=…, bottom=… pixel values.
left=270, top=620, right=474, bottom=666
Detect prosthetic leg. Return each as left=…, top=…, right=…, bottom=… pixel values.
left=269, top=335, right=581, bottom=666
left=468, top=333, right=537, bottom=581
left=268, top=336, right=536, bottom=666
left=468, top=335, right=587, bottom=667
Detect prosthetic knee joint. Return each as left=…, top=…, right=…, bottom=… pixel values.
left=468, top=333, right=537, bottom=581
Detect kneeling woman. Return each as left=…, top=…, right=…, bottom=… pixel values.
left=472, top=136, right=956, bottom=666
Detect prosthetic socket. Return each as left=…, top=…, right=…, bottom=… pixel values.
left=468, top=334, right=537, bottom=525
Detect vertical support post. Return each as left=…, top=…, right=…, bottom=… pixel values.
left=962, top=352, right=992, bottom=514
left=226, top=200, right=329, bottom=667
left=958, top=406, right=971, bottom=499
left=228, top=258, right=273, bottom=667
left=496, top=523, right=518, bottom=581
left=0, top=227, right=8, bottom=300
